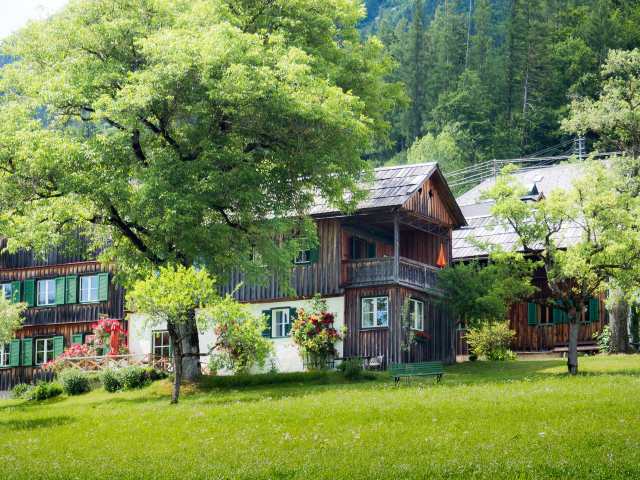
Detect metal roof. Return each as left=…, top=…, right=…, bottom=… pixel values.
left=310, top=162, right=466, bottom=227
left=453, top=162, right=588, bottom=259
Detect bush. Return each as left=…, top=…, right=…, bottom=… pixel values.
left=101, top=368, right=122, bottom=393
left=30, top=381, right=63, bottom=401
left=58, top=369, right=91, bottom=396
left=466, top=322, right=516, bottom=361
left=594, top=325, right=613, bottom=353
left=11, top=383, right=33, bottom=399
left=119, top=366, right=149, bottom=390
left=143, top=367, right=167, bottom=382
left=338, top=358, right=364, bottom=380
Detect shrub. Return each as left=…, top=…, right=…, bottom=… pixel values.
left=119, top=366, right=149, bottom=390
left=338, top=358, right=364, bottom=380
left=101, top=368, right=122, bottom=393
left=466, top=322, right=516, bottom=361
left=30, top=381, right=63, bottom=401
left=58, top=369, right=91, bottom=396
left=594, top=325, right=613, bottom=353
left=143, top=367, right=167, bottom=382
left=11, top=383, right=32, bottom=399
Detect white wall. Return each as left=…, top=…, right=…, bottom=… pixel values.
left=127, top=296, right=345, bottom=374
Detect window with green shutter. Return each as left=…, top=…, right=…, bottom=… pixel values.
left=9, top=339, right=20, bottom=367
left=10, top=281, right=21, bottom=304
left=527, top=302, right=538, bottom=325
left=287, top=307, right=298, bottom=335
left=71, top=333, right=84, bottom=345
left=262, top=310, right=272, bottom=338
left=55, top=277, right=66, bottom=305
left=97, top=273, right=109, bottom=302
left=21, top=338, right=33, bottom=366
left=53, top=336, right=64, bottom=358
left=308, top=247, right=319, bottom=263
left=23, top=279, right=35, bottom=307
left=65, top=275, right=78, bottom=304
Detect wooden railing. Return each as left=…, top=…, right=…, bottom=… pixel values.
left=344, top=256, right=441, bottom=292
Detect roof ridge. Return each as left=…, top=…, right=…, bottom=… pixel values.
left=373, top=162, right=437, bottom=172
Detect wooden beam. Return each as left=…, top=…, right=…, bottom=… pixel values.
left=393, top=211, right=400, bottom=283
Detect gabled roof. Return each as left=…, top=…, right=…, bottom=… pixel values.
left=452, top=162, right=588, bottom=260
left=310, top=162, right=466, bottom=227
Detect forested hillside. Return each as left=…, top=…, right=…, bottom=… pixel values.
left=361, top=1, right=640, bottom=170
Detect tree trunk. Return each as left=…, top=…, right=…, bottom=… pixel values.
left=608, top=293, right=630, bottom=353
left=177, top=309, right=201, bottom=382
left=567, top=320, right=579, bottom=375
left=167, top=321, right=182, bottom=404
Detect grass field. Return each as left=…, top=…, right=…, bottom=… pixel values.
left=2, top=356, right=640, bottom=479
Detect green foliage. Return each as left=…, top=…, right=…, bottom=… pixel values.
left=100, top=368, right=122, bottom=393
left=290, top=301, right=342, bottom=370
left=58, top=368, right=91, bottom=396
left=337, top=358, right=371, bottom=381
left=202, top=295, right=273, bottom=375
left=127, top=265, right=219, bottom=327
left=0, top=297, right=26, bottom=345
left=118, top=366, right=150, bottom=390
left=29, top=381, right=63, bottom=401
left=466, top=322, right=517, bottom=361
left=594, top=325, right=613, bottom=353
left=406, top=123, right=469, bottom=173
left=11, top=383, right=32, bottom=399
left=438, top=253, right=537, bottom=327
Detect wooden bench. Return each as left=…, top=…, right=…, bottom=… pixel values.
left=389, top=361, right=444, bottom=385
left=552, top=343, right=599, bottom=357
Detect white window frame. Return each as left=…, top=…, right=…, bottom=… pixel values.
left=35, top=337, right=54, bottom=365
left=409, top=298, right=424, bottom=330
left=37, top=279, right=56, bottom=306
left=0, top=343, right=9, bottom=367
left=0, top=283, right=11, bottom=301
left=361, top=296, right=389, bottom=328
left=272, top=308, right=290, bottom=338
left=294, top=249, right=311, bottom=264
left=152, top=330, right=171, bottom=359
left=80, top=275, right=100, bottom=303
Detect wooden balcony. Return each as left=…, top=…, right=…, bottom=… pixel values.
left=343, top=256, right=441, bottom=292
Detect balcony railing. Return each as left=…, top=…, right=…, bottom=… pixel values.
left=343, top=256, right=441, bottom=292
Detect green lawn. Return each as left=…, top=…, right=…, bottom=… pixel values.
left=2, top=356, right=640, bottom=479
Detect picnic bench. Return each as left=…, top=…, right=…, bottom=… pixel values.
left=389, top=361, right=444, bottom=385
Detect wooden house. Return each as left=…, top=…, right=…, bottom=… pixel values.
left=452, top=162, right=607, bottom=353
left=0, top=241, right=124, bottom=389
left=200, top=162, right=466, bottom=369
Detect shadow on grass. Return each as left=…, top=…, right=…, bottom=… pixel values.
left=0, top=415, right=74, bottom=430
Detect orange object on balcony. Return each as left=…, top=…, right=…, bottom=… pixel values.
left=436, top=242, right=447, bottom=268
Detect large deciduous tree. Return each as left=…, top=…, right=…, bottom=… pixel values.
left=0, top=0, right=400, bottom=380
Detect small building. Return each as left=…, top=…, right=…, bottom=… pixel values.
left=129, top=162, right=466, bottom=371
left=452, top=162, right=607, bottom=353
left=0, top=240, right=125, bottom=389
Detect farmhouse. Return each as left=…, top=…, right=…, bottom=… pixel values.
left=129, top=162, right=466, bottom=371
left=452, top=162, right=608, bottom=353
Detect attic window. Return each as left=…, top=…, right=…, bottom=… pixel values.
left=428, top=189, right=433, bottom=198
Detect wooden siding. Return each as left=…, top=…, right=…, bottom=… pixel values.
left=343, top=285, right=455, bottom=366
left=220, top=219, right=342, bottom=302
left=0, top=262, right=125, bottom=325
left=402, top=177, right=455, bottom=226
left=400, top=229, right=446, bottom=266
left=0, top=238, right=95, bottom=269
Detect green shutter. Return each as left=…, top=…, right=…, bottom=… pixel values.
left=308, top=247, right=319, bottom=263
left=97, top=273, right=109, bottom=302
left=589, top=298, right=600, bottom=323
left=10, top=281, right=20, bottom=304
left=552, top=307, right=561, bottom=325
left=262, top=309, right=272, bottom=338
left=23, top=279, right=35, bottom=307
left=53, top=336, right=64, bottom=358
left=55, top=277, right=66, bottom=305
left=21, top=338, right=32, bottom=366
left=527, top=302, right=537, bottom=325
left=9, top=339, right=20, bottom=367
left=65, top=276, right=78, bottom=304
left=367, top=241, right=376, bottom=258
left=71, top=333, right=84, bottom=345
left=287, top=307, right=298, bottom=335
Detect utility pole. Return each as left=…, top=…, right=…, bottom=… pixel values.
left=573, top=136, right=586, bottom=160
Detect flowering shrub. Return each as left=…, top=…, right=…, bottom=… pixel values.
left=43, top=343, right=95, bottom=372
left=91, top=319, right=128, bottom=355
left=290, top=301, right=342, bottom=370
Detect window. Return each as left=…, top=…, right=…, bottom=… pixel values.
left=0, top=343, right=9, bottom=367
left=295, top=249, right=311, bottom=264
left=272, top=308, right=290, bottom=337
left=37, top=279, right=56, bottom=306
left=0, top=283, right=11, bottom=301
left=152, top=331, right=171, bottom=359
left=350, top=236, right=376, bottom=260
left=80, top=275, right=100, bottom=303
left=409, top=298, right=424, bottom=330
left=35, top=338, right=54, bottom=365
left=362, top=296, right=389, bottom=328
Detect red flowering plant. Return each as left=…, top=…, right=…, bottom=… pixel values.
left=290, top=296, right=343, bottom=370
left=42, top=343, right=95, bottom=372
left=90, top=319, right=128, bottom=356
